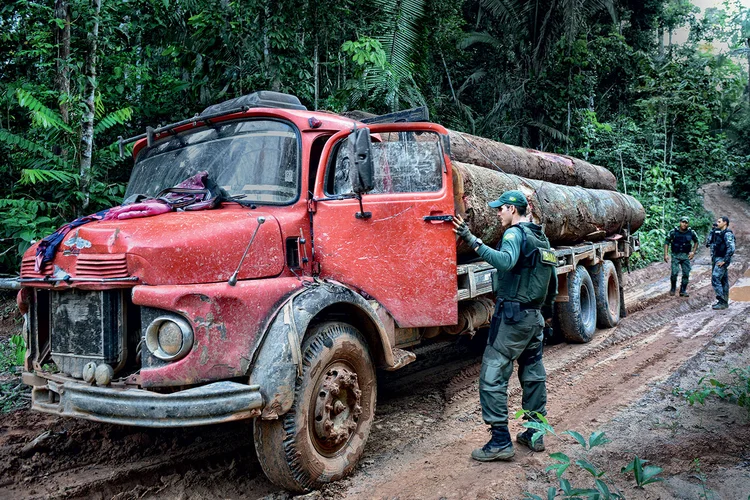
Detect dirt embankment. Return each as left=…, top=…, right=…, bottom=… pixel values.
left=1, top=182, right=748, bottom=499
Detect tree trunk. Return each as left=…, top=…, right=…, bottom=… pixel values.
left=452, top=161, right=645, bottom=255
left=54, top=0, right=71, bottom=124
left=657, top=24, right=664, bottom=59
left=314, top=43, right=319, bottom=110
left=448, top=130, right=618, bottom=190
left=79, top=0, right=102, bottom=214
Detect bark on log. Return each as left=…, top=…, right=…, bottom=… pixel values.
left=452, top=161, right=644, bottom=256
left=448, top=131, right=618, bottom=191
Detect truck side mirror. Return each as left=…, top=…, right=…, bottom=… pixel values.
left=348, top=128, right=374, bottom=195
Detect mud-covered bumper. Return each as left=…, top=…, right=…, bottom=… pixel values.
left=23, top=373, right=263, bottom=427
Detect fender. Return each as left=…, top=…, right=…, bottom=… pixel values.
left=248, top=280, right=395, bottom=419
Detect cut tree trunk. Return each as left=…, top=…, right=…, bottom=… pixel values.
left=452, top=161, right=645, bottom=256
left=448, top=130, right=618, bottom=191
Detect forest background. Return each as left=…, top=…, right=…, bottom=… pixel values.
left=1, top=0, right=749, bottom=273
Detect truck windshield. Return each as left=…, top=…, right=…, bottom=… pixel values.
left=125, top=120, right=300, bottom=205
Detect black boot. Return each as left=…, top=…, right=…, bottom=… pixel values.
left=679, top=283, right=689, bottom=297
left=471, top=425, right=515, bottom=461
left=669, top=279, right=677, bottom=296
left=517, top=428, right=545, bottom=451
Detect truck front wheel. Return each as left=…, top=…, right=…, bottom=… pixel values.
left=556, top=265, right=597, bottom=343
left=254, top=322, right=377, bottom=492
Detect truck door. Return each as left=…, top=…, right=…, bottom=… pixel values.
left=312, top=123, right=457, bottom=328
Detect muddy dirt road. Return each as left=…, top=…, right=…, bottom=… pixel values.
left=1, top=182, right=748, bottom=499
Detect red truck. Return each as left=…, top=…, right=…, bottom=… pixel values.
left=17, top=91, right=638, bottom=491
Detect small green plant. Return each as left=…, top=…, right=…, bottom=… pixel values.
left=0, top=334, right=29, bottom=413
left=621, top=456, right=664, bottom=488
left=10, top=334, right=25, bottom=366
left=690, top=458, right=714, bottom=500
left=673, top=366, right=750, bottom=419
left=518, top=411, right=663, bottom=499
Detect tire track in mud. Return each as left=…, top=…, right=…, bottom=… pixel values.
left=5, top=183, right=748, bottom=499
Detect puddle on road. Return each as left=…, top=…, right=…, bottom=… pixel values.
left=729, top=276, right=750, bottom=302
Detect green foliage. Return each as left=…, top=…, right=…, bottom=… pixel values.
left=621, top=456, right=664, bottom=488
left=9, top=334, right=25, bottom=366
left=1, top=0, right=748, bottom=273
left=673, top=366, right=750, bottom=419
left=0, top=334, right=28, bottom=413
left=517, top=411, right=663, bottom=499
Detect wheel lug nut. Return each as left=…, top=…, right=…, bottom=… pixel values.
left=333, top=400, right=345, bottom=415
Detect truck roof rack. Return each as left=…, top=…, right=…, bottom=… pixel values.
left=118, top=91, right=307, bottom=157
left=201, top=91, right=307, bottom=115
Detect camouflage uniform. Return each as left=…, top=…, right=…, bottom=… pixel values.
left=665, top=227, right=699, bottom=295
left=454, top=190, right=557, bottom=461
left=475, top=223, right=557, bottom=428
left=710, top=229, right=736, bottom=307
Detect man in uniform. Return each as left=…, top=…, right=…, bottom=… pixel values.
left=710, top=216, right=735, bottom=309
left=664, top=217, right=699, bottom=297
left=453, top=191, right=557, bottom=461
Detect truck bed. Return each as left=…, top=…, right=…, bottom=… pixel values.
left=457, top=234, right=639, bottom=301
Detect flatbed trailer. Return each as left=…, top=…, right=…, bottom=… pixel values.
left=457, top=231, right=640, bottom=342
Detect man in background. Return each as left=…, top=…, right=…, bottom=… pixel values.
left=710, top=216, right=735, bottom=310
left=664, top=216, right=699, bottom=297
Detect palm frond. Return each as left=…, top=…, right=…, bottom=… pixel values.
left=16, top=88, right=74, bottom=134
left=94, top=107, right=133, bottom=135
left=19, top=169, right=78, bottom=186
left=526, top=120, right=569, bottom=143
left=0, top=129, right=66, bottom=167
left=457, top=69, right=487, bottom=97
left=457, top=32, right=502, bottom=51
left=479, top=0, right=531, bottom=24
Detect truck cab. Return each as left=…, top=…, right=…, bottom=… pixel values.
left=18, top=91, right=461, bottom=491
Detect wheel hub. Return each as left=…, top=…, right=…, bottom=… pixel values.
left=313, top=364, right=362, bottom=452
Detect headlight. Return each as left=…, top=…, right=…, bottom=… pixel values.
left=145, top=315, right=193, bottom=361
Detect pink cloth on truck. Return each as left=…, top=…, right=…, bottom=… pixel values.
left=104, top=201, right=171, bottom=220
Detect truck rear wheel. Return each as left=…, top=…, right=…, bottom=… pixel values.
left=253, top=322, right=376, bottom=492
left=591, top=260, right=620, bottom=328
left=556, top=265, right=597, bottom=343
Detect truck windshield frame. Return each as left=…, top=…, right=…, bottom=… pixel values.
left=125, top=118, right=302, bottom=206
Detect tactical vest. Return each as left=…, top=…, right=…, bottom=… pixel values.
left=494, top=224, right=557, bottom=307
left=713, top=229, right=733, bottom=258
left=670, top=228, right=694, bottom=254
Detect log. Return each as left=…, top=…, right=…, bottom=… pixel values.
left=452, top=161, right=644, bottom=256
left=448, top=131, right=618, bottom=191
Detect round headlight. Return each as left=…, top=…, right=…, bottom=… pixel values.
left=158, top=321, right=183, bottom=356
left=145, top=315, right=193, bottom=361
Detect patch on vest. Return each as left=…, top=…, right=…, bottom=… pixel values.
left=539, top=248, right=557, bottom=266
left=503, top=232, right=515, bottom=240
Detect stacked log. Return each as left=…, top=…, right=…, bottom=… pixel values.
left=448, top=131, right=618, bottom=191
left=452, top=161, right=644, bottom=256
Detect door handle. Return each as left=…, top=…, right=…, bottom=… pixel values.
left=423, top=215, right=453, bottom=222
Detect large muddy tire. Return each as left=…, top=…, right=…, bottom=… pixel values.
left=590, top=260, right=620, bottom=329
left=253, top=322, right=376, bottom=492
left=556, top=265, right=597, bottom=343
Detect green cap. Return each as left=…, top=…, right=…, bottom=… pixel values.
left=680, top=216, right=689, bottom=223
left=489, top=190, right=528, bottom=209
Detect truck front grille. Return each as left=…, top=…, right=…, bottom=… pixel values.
left=21, top=256, right=52, bottom=278
left=48, top=289, right=125, bottom=378
left=75, top=254, right=129, bottom=278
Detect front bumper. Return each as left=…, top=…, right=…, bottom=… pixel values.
left=23, top=373, right=263, bottom=427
